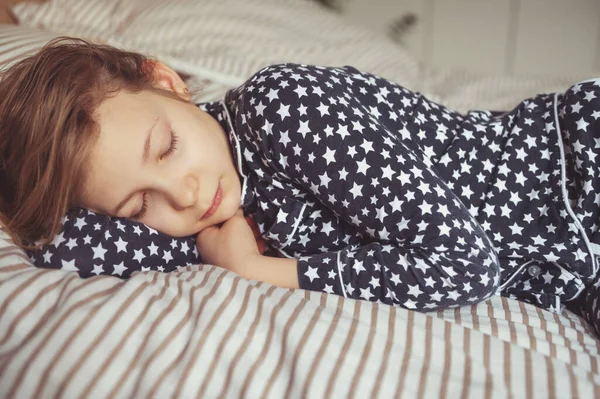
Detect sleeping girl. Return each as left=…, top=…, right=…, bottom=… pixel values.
left=2, top=37, right=600, bottom=336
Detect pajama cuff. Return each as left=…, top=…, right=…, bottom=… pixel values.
left=296, top=251, right=346, bottom=298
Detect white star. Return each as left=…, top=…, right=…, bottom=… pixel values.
left=114, top=237, right=128, bottom=253
left=576, top=117, right=590, bottom=131
left=92, top=243, right=107, bottom=260
left=353, top=260, right=366, bottom=274
left=430, top=291, right=444, bottom=301
left=60, top=258, right=79, bottom=272
left=317, top=102, right=329, bottom=116
left=447, top=290, right=461, bottom=301
left=509, top=223, right=524, bottom=235
left=298, top=120, right=311, bottom=138
left=148, top=242, right=159, bottom=256
left=381, top=164, right=395, bottom=180
left=349, top=183, right=363, bottom=199
left=52, top=232, right=66, bottom=248
left=369, top=276, right=381, bottom=289
left=360, top=287, right=374, bottom=301
left=74, top=217, right=86, bottom=230
left=323, top=147, right=336, bottom=165
left=65, top=238, right=77, bottom=250
left=277, top=103, right=290, bottom=120
left=403, top=299, right=417, bottom=309
left=304, top=266, right=320, bottom=282
left=133, top=248, right=145, bottom=263
left=407, top=284, right=422, bottom=297
left=276, top=209, right=289, bottom=224
left=92, top=264, right=104, bottom=275
left=42, top=250, right=53, bottom=263
left=356, top=159, right=370, bottom=175
left=112, top=261, right=127, bottom=276
left=514, top=172, right=526, bottom=185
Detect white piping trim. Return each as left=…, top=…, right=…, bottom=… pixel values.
left=498, top=259, right=534, bottom=291
left=282, top=203, right=308, bottom=248
left=336, top=251, right=347, bottom=298
left=553, top=262, right=586, bottom=300
left=275, top=246, right=294, bottom=258
left=555, top=296, right=562, bottom=313
left=220, top=99, right=249, bottom=204
left=552, top=93, right=598, bottom=276
left=569, top=280, right=586, bottom=300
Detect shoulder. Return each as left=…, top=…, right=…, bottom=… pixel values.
left=229, top=63, right=364, bottom=102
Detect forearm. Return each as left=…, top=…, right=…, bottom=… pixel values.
left=244, top=255, right=299, bottom=289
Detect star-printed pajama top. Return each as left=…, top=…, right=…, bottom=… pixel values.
left=30, top=64, right=600, bottom=315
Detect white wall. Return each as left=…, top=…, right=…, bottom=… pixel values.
left=341, top=0, right=600, bottom=77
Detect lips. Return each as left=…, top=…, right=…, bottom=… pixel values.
left=201, top=181, right=223, bottom=220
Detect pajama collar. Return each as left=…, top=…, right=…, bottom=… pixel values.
left=198, top=99, right=256, bottom=209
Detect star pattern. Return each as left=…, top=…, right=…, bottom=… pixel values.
left=226, top=64, right=503, bottom=311
left=26, top=66, right=600, bottom=326
left=28, top=208, right=199, bottom=278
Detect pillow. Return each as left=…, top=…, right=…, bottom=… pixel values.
left=10, top=0, right=422, bottom=92
left=0, top=23, right=59, bottom=70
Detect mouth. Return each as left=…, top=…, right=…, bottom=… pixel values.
left=201, top=181, right=223, bottom=220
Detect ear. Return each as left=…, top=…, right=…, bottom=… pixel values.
left=146, top=60, right=192, bottom=102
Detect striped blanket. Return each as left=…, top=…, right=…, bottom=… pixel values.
left=1, top=232, right=600, bottom=398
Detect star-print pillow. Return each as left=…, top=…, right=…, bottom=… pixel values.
left=27, top=208, right=200, bottom=278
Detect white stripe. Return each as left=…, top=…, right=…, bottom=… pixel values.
left=282, top=202, right=308, bottom=248
left=552, top=93, right=598, bottom=276
left=336, top=251, right=347, bottom=298
left=498, top=259, right=534, bottom=291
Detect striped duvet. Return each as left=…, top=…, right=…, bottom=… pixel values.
left=2, top=232, right=600, bottom=398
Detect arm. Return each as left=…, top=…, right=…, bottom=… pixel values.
left=244, top=255, right=299, bottom=289
left=235, top=64, right=501, bottom=310
left=27, top=208, right=200, bottom=278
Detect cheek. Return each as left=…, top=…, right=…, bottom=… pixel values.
left=145, top=203, right=200, bottom=237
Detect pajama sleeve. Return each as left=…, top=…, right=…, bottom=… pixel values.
left=238, top=64, right=501, bottom=311
left=27, top=208, right=200, bottom=278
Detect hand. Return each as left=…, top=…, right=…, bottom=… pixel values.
left=195, top=208, right=263, bottom=276
left=245, top=214, right=269, bottom=255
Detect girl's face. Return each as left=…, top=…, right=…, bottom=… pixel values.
left=80, top=87, right=242, bottom=237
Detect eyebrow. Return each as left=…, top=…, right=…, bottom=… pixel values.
left=112, top=116, right=160, bottom=216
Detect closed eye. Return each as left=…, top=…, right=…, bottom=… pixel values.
left=132, top=131, right=178, bottom=220
left=132, top=193, right=148, bottom=220
left=161, top=130, right=179, bottom=160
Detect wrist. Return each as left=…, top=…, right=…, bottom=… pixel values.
left=244, top=255, right=299, bottom=289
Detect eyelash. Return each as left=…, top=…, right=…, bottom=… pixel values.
left=133, top=130, right=179, bottom=220
left=160, top=130, right=179, bottom=160
left=134, top=193, right=149, bottom=220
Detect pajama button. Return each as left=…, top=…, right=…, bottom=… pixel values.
left=527, top=264, right=542, bottom=277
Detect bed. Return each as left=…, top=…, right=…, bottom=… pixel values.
left=1, top=1, right=600, bottom=397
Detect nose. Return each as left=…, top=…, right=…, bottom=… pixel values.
left=166, top=174, right=198, bottom=210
